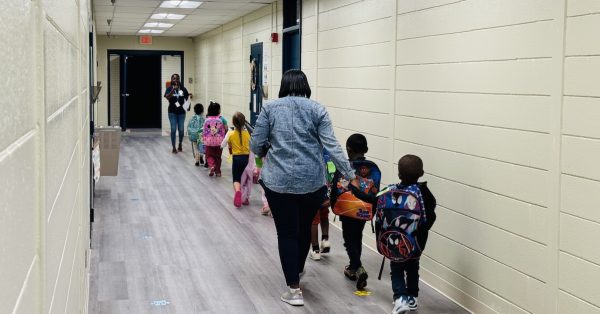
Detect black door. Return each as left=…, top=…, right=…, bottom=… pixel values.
left=121, top=55, right=161, bottom=129
left=249, top=43, right=263, bottom=126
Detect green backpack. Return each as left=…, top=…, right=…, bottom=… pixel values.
left=187, top=115, right=204, bottom=142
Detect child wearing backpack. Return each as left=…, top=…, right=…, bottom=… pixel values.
left=377, top=154, right=436, bottom=314
left=202, top=101, right=228, bottom=177
left=187, top=103, right=205, bottom=166
left=308, top=150, right=336, bottom=261
left=224, top=112, right=251, bottom=207
left=330, top=134, right=381, bottom=290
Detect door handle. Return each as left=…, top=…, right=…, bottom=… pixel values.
left=121, top=93, right=130, bottom=97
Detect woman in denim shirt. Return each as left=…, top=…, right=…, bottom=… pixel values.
left=251, top=70, right=359, bottom=306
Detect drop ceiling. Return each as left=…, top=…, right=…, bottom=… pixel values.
left=93, top=0, right=276, bottom=37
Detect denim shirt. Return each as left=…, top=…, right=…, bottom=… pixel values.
left=250, top=96, right=356, bottom=194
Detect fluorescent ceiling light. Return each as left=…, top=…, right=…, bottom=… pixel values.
left=151, top=13, right=186, bottom=20
left=160, top=1, right=202, bottom=9
left=138, top=29, right=164, bottom=34
left=144, top=22, right=174, bottom=28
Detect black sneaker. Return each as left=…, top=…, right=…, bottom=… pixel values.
left=356, top=266, right=368, bottom=290
left=344, top=266, right=357, bottom=281
left=199, top=156, right=205, bottom=165
left=195, top=161, right=200, bottom=167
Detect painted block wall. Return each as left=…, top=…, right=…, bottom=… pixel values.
left=194, top=3, right=282, bottom=122
left=558, top=1, right=600, bottom=313
left=95, top=36, right=196, bottom=132
left=0, top=0, right=92, bottom=313
left=192, top=0, right=600, bottom=313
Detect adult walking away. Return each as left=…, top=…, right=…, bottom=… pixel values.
left=250, top=69, right=359, bottom=306
left=164, top=73, right=189, bottom=153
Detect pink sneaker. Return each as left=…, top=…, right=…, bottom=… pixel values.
left=234, top=191, right=242, bottom=208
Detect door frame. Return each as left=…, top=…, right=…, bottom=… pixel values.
left=106, top=49, right=184, bottom=129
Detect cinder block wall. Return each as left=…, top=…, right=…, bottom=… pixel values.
left=194, top=0, right=600, bottom=313
left=194, top=3, right=282, bottom=120
left=0, top=0, right=92, bottom=313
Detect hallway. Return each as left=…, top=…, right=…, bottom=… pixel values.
left=88, top=135, right=469, bottom=314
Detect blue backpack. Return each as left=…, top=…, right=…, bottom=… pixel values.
left=187, top=115, right=204, bottom=143
left=375, top=183, right=426, bottom=262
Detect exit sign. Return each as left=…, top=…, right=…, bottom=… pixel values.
left=139, top=35, right=152, bottom=45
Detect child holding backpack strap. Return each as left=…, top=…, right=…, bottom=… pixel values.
left=187, top=103, right=205, bottom=166
left=202, top=101, right=228, bottom=177
left=377, top=155, right=436, bottom=314
left=330, top=134, right=381, bottom=291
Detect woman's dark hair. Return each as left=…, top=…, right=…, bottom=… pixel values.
left=206, top=101, right=221, bottom=117
left=171, top=73, right=180, bottom=80
left=194, top=103, right=204, bottom=115
left=232, top=112, right=246, bottom=144
left=346, top=133, right=368, bottom=154
left=278, top=69, right=311, bottom=98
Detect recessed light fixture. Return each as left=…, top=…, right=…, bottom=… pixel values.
left=151, top=13, right=186, bottom=20
left=144, top=22, right=174, bottom=28
left=160, top=1, right=203, bottom=9
left=138, top=29, right=164, bottom=34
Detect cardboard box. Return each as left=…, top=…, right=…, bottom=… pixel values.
left=97, top=127, right=122, bottom=176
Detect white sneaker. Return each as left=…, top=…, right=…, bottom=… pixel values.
left=281, top=288, right=303, bottom=306
left=320, top=239, right=331, bottom=253
left=407, top=296, right=418, bottom=310
left=309, top=249, right=321, bottom=260
left=392, top=296, right=410, bottom=314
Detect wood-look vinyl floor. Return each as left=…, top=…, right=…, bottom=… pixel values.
left=89, top=135, right=470, bottom=314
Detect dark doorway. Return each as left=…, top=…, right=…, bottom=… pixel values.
left=249, top=43, right=263, bottom=126
left=107, top=50, right=184, bottom=130
left=123, top=55, right=161, bottom=128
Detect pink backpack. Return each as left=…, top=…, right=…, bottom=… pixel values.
left=202, top=115, right=226, bottom=146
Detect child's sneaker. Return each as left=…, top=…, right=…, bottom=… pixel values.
left=407, top=296, right=417, bottom=310
left=320, top=239, right=331, bottom=253
left=392, top=296, right=410, bottom=314
left=204, top=162, right=209, bottom=169
left=199, top=156, right=204, bottom=165
left=234, top=191, right=242, bottom=208
left=280, top=288, right=303, bottom=306
left=309, top=249, right=321, bottom=260
left=209, top=167, right=215, bottom=176
left=343, top=266, right=357, bottom=281
left=260, top=206, right=270, bottom=216
left=195, top=161, right=200, bottom=167
left=356, top=266, right=368, bottom=290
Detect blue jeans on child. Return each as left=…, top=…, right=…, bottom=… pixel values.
left=391, top=259, right=420, bottom=299
left=168, top=113, right=185, bottom=147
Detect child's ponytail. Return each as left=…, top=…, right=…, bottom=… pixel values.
left=232, top=112, right=246, bottom=144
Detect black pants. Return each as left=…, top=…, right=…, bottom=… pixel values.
left=231, top=155, right=249, bottom=182
left=262, top=184, right=327, bottom=286
left=391, top=259, right=420, bottom=299
left=341, top=217, right=366, bottom=271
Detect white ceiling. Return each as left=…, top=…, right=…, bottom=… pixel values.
left=93, top=0, right=276, bottom=37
